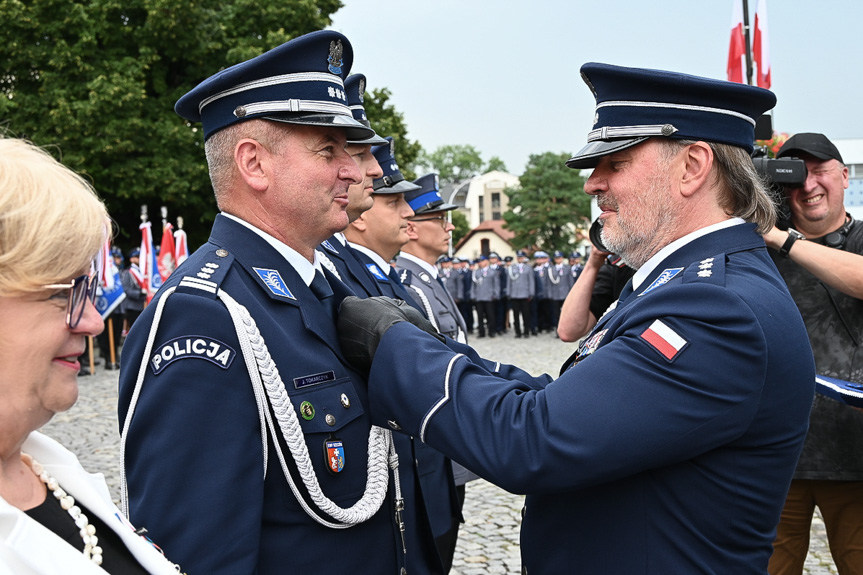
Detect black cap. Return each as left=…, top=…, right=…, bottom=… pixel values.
left=777, top=133, right=843, bottom=163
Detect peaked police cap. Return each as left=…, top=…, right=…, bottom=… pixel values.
left=345, top=73, right=387, bottom=146
left=175, top=30, right=373, bottom=141
left=566, top=63, right=777, bottom=169
left=371, top=137, right=421, bottom=195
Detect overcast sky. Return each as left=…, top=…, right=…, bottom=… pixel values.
left=330, top=0, right=861, bottom=175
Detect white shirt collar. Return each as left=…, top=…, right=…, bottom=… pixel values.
left=332, top=232, right=347, bottom=246
left=222, top=212, right=319, bottom=286
left=347, top=242, right=392, bottom=274
left=398, top=252, right=438, bottom=278
left=631, top=218, right=745, bottom=289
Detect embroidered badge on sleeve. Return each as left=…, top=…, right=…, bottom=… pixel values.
left=640, top=320, right=688, bottom=361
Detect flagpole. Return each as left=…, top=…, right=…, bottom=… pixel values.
left=742, top=0, right=754, bottom=86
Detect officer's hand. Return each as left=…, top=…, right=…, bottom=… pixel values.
left=338, top=296, right=444, bottom=376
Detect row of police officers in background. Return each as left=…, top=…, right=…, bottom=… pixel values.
left=440, top=250, right=584, bottom=338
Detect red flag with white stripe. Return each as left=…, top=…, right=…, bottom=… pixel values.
left=157, top=222, right=176, bottom=279
left=174, top=227, right=189, bottom=267
left=727, top=0, right=746, bottom=84
left=139, top=221, right=162, bottom=303
left=753, top=0, right=771, bottom=88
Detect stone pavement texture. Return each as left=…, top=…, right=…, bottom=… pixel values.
left=40, top=330, right=837, bottom=574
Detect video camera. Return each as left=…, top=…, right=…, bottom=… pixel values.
left=750, top=115, right=807, bottom=229
left=751, top=146, right=807, bottom=188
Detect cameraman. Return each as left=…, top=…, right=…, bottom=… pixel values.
left=763, top=133, right=863, bottom=575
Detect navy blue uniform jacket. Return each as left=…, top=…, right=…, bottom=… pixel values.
left=362, top=223, right=815, bottom=574
left=320, top=239, right=461, bottom=542
left=119, top=215, right=436, bottom=574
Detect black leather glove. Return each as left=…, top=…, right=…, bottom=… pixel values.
left=338, top=296, right=444, bottom=376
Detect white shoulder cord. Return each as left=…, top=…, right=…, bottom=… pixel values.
left=547, top=265, right=560, bottom=284
left=120, top=285, right=399, bottom=529
left=407, top=284, right=439, bottom=332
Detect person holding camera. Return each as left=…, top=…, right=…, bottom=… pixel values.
left=762, top=133, right=863, bottom=575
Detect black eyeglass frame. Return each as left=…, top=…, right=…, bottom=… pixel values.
left=411, top=215, right=450, bottom=230
left=42, top=274, right=99, bottom=329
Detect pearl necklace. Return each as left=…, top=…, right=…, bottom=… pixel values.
left=21, top=453, right=104, bottom=566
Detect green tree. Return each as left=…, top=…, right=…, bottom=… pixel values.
left=0, top=0, right=342, bottom=250
left=363, top=87, right=422, bottom=181
left=485, top=156, right=507, bottom=173
left=450, top=209, right=470, bottom=248
left=503, top=151, right=590, bottom=252
left=418, top=144, right=484, bottom=187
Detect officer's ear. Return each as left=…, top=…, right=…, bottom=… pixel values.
left=235, top=139, right=269, bottom=193
left=679, top=141, right=713, bottom=198
left=405, top=221, right=420, bottom=240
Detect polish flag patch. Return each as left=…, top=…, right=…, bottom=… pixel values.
left=640, top=320, right=687, bottom=361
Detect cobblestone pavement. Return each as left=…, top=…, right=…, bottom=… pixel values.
left=40, top=330, right=837, bottom=574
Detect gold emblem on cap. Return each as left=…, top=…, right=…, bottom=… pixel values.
left=215, top=249, right=229, bottom=258
left=234, top=105, right=247, bottom=118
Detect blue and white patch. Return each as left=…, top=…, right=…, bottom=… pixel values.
left=321, top=240, right=339, bottom=254
left=253, top=267, right=296, bottom=299
left=366, top=263, right=389, bottom=281
left=640, top=267, right=683, bottom=296
left=151, top=336, right=236, bottom=375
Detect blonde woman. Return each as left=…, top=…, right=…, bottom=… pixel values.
left=0, top=137, right=181, bottom=574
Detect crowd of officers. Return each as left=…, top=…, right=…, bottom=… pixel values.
left=440, top=250, right=584, bottom=338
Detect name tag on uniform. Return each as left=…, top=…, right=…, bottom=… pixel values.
left=293, top=370, right=336, bottom=389
left=150, top=336, right=236, bottom=374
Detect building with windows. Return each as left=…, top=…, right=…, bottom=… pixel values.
left=835, top=139, right=863, bottom=221
left=445, top=171, right=520, bottom=260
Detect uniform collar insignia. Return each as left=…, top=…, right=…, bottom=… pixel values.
left=252, top=267, right=296, bottom=300
left=366, top=263, right=388, bottom=281
left=640, top=267, right=683, bottom=296
left=321, top=240, right=339, bottom=254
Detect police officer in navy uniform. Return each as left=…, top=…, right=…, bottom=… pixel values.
left=341, top=158, right=459, bottom=574
left=118, top=31, right=438, bottom=575
left=531, top=251, right=549, bottom=334
left=394, top=174, right=476, bottom=571
left=337, top=63, right=815, bottom=574
left=488, top=252, right=507, bottom=335
left=456, top=258, right=474, bottom=333
left=315, top=73, right=386, bottom=292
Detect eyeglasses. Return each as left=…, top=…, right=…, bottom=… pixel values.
left=412, top=215, right=450, bottom=230
left=42, top=274, right=99, bottom=329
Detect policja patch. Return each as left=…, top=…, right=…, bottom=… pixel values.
left=150, top=336, right=236, bottom=375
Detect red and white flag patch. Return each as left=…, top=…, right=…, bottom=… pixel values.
left=640, top=320, right=687, bottom=361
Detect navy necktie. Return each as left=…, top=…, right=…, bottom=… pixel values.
left=309, top=269, right=335, bottom=321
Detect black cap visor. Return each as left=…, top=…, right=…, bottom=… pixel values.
left=373, top=179, right=422, bottom=195
left=565, top=137, right=649, bottom=169
left=263, top=112, right=375, bottom=142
